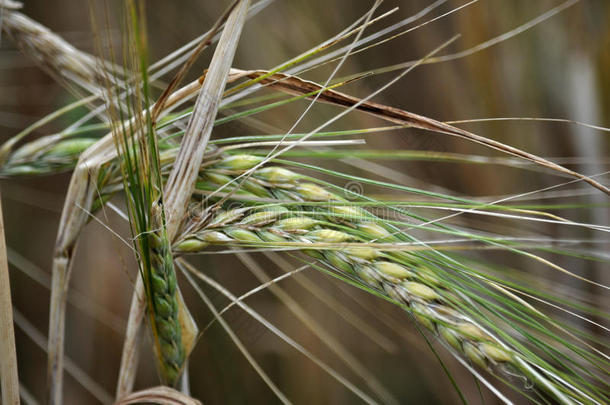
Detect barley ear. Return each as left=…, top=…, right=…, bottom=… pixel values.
left=176, top=157, right=596, bottom=404
left=145, top=203, right=186, bottom=385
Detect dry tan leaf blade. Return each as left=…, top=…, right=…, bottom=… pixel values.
left=225, top=68, right=610, bottom=196
left=115, top=386, right=202, bottom=405
left=0, top=188, right=20, bottom=405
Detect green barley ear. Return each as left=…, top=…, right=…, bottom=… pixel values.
left=176, top=158, right=609, bottom=404
left=4, top=1, right=608, bottom=402
left=104, top=0, right=191, bottom=387
left=0, top=137, right=97, bottom=177
left=145, top=203, right=185, bottom=384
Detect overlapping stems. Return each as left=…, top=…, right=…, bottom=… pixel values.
left=104, top=0, right=190, bottom=388
left=1, top=1, right=609, bottom=404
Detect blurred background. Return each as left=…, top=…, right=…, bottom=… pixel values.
left=1, top=0, right=609, bottom=403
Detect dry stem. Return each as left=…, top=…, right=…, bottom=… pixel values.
left=0, top=187, right=19, bottom=405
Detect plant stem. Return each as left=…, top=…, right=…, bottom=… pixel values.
left=116, top=276, right=145, bottom=400
left=0, top=187, right=20, bottom=405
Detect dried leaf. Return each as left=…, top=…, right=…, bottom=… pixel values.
left=115, top=386, right=202, bottom=405
left=225, top=68, right=610, bottom=196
